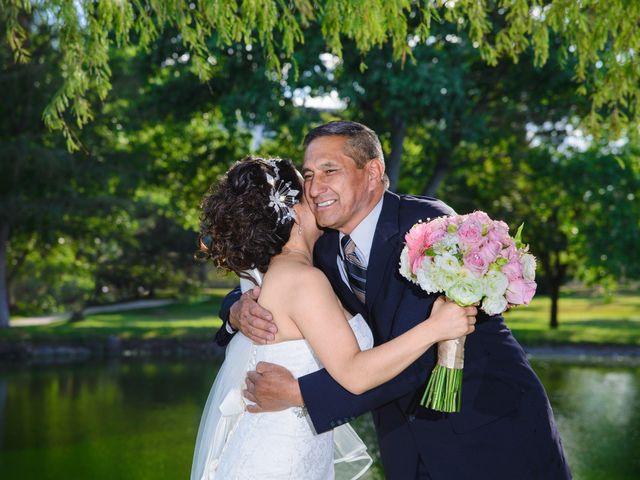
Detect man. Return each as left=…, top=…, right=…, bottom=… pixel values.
left=217, top=121, right=571, bottom=479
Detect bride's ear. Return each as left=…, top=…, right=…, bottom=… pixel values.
left=292, top=203, right=303, bottom=224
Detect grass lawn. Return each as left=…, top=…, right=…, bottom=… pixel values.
left=0, top=289, right=227, bottom=342
left=2, top=290, right=640, bottom=347
left=505, top=293, right=640, bottom=346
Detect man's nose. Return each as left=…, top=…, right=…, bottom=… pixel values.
left=306, top=176, right=326, bottom=198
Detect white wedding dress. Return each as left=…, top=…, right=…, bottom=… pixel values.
left=191, top=271, right=374, bottom=480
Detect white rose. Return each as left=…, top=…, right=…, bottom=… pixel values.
left=399, top=247, right=416, bottom=282
left=482, top=295, right=508, bottom=315
left=430, top=264, right=456, bottom=291
left=446, top=274, right=484, bottom=306
left=521, top=253, right=537, bottom=281
left=483, top=269, right=509, bottom=297
left=433, top=234, right=458, bottom=254
left=414, top=257, right=438, bottom=293
left=434, top=252, right=461, bottom=272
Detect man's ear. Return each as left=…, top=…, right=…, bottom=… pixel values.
left=367, top=158, right=385, bottom=186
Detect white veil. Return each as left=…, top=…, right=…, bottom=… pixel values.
left=191, top=269, right=372, bottom=480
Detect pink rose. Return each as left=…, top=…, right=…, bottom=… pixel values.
left=469, top=211, right=492, bottom=224
left=425, top=224, right=446, bottom=247
left=463, top=250, right=489, bottom=276
left=501, top=245, right=519, bottom=263
left=505, top=279, right=537, bottom=305
left=488, top=220, right=511, bottom=246
left=478, top=240, right=501, bottom=265
left=458, top=218, right=485, bottom=248
left=405, top=222, right=446, bottom=274
left=502, top=260, right=524, bottom=281
left=405, top=223, right=429, bottom=265
left=405, top=222, right=428, bottom=250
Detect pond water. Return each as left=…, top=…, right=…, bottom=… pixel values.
left=0, top=359, right=639, bottom=479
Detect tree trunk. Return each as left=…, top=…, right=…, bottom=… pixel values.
left=539, top=249, right=567, bottom=329
left=549, top=278, right=560, bottom=329
left=421, top=119, right=462, bottom=197
left=0, top=223, right=10, bottom=329
left=386, top=113, right=406, bottom=191
left=68, top=310, right=85, bottom=323
left=421, top=155, right=451, bottom=197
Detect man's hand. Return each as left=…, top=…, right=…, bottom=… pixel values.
left=244, top=362, right=304, bottom=413
left=229, top=287, right=277, bottom=344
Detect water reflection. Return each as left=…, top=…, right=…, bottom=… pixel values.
left=0, top=379, right=6, bottom=450
left=535, top=362, right=640, bottom=479
left=0, top=360, right=639, bottom=479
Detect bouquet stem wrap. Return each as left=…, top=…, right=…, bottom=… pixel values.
left=421, top=335, right=466, bottom=412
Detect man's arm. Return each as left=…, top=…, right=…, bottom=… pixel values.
left=299, top=353, right=429, bottom=433
left=215, top=286, right=242, bottom=347
left=244, top=351, right=431, bottom=433
left=215, top=286, right=278, bottom=347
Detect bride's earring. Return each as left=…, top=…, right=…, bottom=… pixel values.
left=298, top=221, right=304, bottom=235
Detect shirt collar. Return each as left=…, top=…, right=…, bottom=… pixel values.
left=339, top=195, right=384, bottom=265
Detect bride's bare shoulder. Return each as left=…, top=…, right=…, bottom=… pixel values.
left=265, top=259, right=330, bottom=291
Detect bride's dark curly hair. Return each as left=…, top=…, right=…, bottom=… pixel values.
left=197, top=156, right=302, bottom=275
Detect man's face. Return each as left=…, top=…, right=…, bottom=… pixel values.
left=302, top=135, right=381, bottom=234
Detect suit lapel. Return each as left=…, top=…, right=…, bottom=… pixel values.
left=366, top=191, right=401, bottom=313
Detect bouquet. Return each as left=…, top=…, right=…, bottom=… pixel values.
left=399, top=211, right=537, bottom=412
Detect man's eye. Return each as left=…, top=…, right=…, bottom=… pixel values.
left=303, top=175, right=312, bottom=181
left=326, top=169, right=337, bottom=174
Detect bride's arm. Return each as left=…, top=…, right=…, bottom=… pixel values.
left=289, top=268, right=476, bottom=395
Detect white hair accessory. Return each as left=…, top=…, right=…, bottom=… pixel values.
left=263, top=159, right=300, bottom=225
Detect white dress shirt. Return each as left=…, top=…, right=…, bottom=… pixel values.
left=337, top=196, right=384, bottom=290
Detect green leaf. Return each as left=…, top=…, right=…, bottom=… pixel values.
left=514, top=222, right=525, bottom=250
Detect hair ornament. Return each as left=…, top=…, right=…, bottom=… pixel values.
left=263, top=159, right=300, bottom=224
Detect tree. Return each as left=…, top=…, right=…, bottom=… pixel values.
left=0, top=11, right=144, bottom=326
left=446, top=140, right=640, bottom=328
left=2, top=0, right=640, bottom=150
left=294, top=21, right=586, bottom=193
left=1, top=15, right=310, bottom=325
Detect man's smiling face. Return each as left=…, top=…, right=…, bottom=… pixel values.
left=302, top=135, right=383, bottom=235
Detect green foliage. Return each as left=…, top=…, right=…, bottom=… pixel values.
left=2, top=0, right=640, bottom=149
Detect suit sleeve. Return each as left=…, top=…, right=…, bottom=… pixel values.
left=299, top=353, right=430, bottom=433
left=214, top=286, right=241, bottom=347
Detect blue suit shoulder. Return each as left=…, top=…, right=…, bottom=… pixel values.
left=395, top=193, right=456, bottom=230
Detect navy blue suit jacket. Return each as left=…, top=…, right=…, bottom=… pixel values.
left=216, top=191, right=570, bottom=479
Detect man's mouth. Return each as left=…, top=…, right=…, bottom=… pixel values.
left=315, top=200, right=336, bottom=208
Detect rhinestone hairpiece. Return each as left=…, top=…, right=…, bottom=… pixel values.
left=263, top=159, right=300, bottom=225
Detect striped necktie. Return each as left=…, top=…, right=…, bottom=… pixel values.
left=341, top=235, right=367, bottom=304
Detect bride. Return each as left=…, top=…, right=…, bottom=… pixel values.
left=191, top=156, right=477, bottom=479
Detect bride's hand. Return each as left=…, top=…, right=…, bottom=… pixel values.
left=425, top=296, right=477, bottom=341
left=230, top=287, right=278, bottom=344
